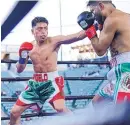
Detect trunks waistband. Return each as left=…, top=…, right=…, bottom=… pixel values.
left=32, top=71, right=59, bottom=82
left=110, top=51, right=130, bottom=67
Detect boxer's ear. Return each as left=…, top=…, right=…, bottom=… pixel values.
left=98, top=2, right=104, bottom=11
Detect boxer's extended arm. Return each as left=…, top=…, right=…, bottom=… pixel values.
left=89, top=18, right=116, bottom=56
left=53, top=30, right=86, bottom=45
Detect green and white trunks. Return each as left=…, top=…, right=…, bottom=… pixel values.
left=99, top=52, right=130, bottom=103
left=16, top=71, right=65, bottom=110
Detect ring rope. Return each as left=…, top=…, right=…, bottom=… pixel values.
left=1, top=59, right=110, bottom=65
left=1, top=77, right=107, bottom=82
left=1, top=95, right=94, bottom=102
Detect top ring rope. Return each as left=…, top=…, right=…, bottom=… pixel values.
left=1, top=59, right=110, bottom=65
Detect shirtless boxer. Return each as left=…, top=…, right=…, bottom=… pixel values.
left=9, top=17, right=86, bottom=125
left=77, top=0, right=130, bottom=105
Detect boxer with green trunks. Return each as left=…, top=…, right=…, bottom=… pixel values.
left=77, top=0, right=130, bottom=105
left=9, top=17, right=87, bottom=125
left=98, top=52, right=130, bottom=102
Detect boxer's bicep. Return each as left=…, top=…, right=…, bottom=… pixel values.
left=99, top=19, right=116, bottom=51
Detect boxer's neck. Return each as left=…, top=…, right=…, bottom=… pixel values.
left=104, top=7, right=116, bottom=18
left=37, top=39, right=48, bottom=46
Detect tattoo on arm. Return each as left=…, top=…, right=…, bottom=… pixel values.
left=111, top=48, right=119, bottom=57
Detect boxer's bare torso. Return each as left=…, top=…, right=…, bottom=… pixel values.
left=29, top=38, right=59, bottom=73
left=109, top=10, right=130, bottom=57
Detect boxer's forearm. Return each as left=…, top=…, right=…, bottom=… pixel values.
left=72, top=30, right=87, bottom=42
left=64, top=30, right=86, bottom=44
left=55, top=30, right=86, bottom=45
left=16, top=63, right=26, bottom=73
left=16, top=57, right=28, bottom=73
left=90, top=36, right=106, bottom=56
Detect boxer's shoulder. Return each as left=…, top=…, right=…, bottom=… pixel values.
left=110, top=10, right=125, bottom=20
left=103, top=16, right=116, bottom=30
left=49, top=35, right=62, bottom=44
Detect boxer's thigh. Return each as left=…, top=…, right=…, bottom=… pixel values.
left=11, top=103, right=30, bottom=116
left=110, top=63, right=130, bottom=102
left=98, top=82, right=114, bottom=100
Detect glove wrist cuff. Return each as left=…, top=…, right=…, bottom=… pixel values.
left=19, top=57, right=26, bottom=64
left=85, top=25, right=97, bottom=40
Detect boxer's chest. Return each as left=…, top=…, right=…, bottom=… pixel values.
left=29, top=45, right=57, bottom=64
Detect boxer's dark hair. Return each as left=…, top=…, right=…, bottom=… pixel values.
left=87, top=0, right=116, bottom=8
left=32, top=17, right=49, bottom=27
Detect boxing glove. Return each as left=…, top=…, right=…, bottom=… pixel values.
left=94, top=21, right=103, bottom=31
left=19, top=42, right=33, bottom=64
left=77, top=11, right=97, bottom=39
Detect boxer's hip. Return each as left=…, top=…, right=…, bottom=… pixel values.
left=31, top=70, right=64, bottom=94
left=110, top=51, right=130, bottom=67
left=32, top=70, right=59, bottom=82
left=107, top=52, right=130, bottom=81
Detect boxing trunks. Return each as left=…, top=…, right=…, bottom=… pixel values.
left=99, top=52, right=130, bottom=103
left=16, top=71, right=65, bottom=109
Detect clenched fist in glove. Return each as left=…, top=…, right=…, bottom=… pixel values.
left=19, top=42, right=33, bottom=64
left=77, top=11, right=97, bottom=40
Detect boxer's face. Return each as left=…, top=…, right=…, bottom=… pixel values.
left=89, top=3, right=105, bottom=25
left=32, top=22, right=48, bottom=43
